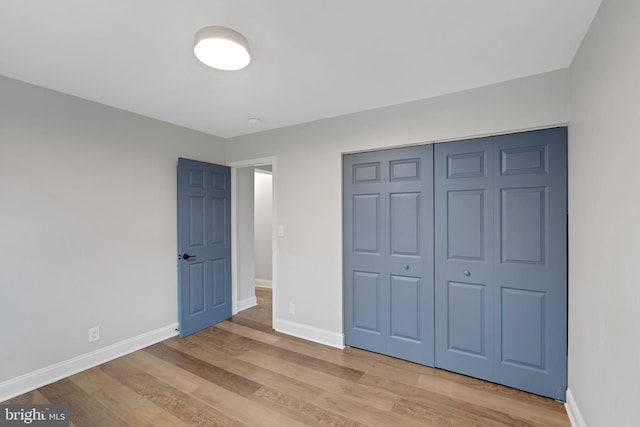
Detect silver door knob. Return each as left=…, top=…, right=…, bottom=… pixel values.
left=463, top=269, right=470, bottom=276
left=403, top=264, right=409, bottom=270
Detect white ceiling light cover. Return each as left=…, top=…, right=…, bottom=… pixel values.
left=194, top=26, right=250, bottom=71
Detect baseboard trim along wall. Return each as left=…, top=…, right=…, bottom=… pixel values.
left=0, top=323, right=179, bottom=403
left=565, top=388, right=587, bottom=427
left=274, top=318, right=345, bottom=349
left=255, top=279, right=272, bottom=288
left=237, top=296, right=258, bottom=312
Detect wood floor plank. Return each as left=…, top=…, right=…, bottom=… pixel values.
left=391, top=397, right=512, bottom=427
left=101, top=357, right=247, bottom=427
left=233, top=335, right=365, bottom=383
left=128, top=344, right=308, bottom=427
left=239, top=349, right=404, bottom=412
left=416, top=373, right=569, bottom=427
left=312, top=391, right=429, bottom=427
left=90, top=386, right=189, bottom=427
left=213, top=320, right=281, bottom=344
left=4, top=389, right=50, bottom=405
left=143, top=343, right=262, bottom=397
left=361, top=372, right=563, bottom=426
left=269, top=332, right=424, bottom=387
left=2, top=287, right=571, bottom=426
left=39, top=378, right=128, bottom=427
left=162, top=331, right=324, bottom=402
left=249, top=386, right=367, bottom=427
left=69, top=367, right=117, bottom=395
left=188, top=326, right=249, bottom=357
left=69, top=365, right=189, bottom=427
left=190, top=382, right=308, bottom=427
left=229, top=314, right=276, bottom=334
left=122, top=350, right=203, bottom=394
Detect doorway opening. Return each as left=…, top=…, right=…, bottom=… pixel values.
left=230, top=158, right=276, bottom=329
left=253, top=166, right=273, bottom=325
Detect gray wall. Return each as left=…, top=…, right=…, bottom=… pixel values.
left=235, top=167, right=256, bottom=306
left=0, top=76, right=226, bottom=384
left=254, top=170, right=273, bottom=286
left=568, top=0, right=640, bottom=425
left=227, top=70, right=569, bottom=344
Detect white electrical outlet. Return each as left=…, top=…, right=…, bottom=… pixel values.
left=289, top=303, right=295, bottom=315
left=88, top=326, right=100, bottom=343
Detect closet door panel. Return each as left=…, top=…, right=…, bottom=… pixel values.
left=344, top=145, right=434, bottom=366
left=492, top=128, right=567, bottom=400
left=435, top=137, right=494, bottom=378
left=344, top=154, right=388, bottom=354
left=435, top=128, right=567, bottom=400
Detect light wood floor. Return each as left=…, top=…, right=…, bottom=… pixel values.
left=4, top=287, right=570, bottom=426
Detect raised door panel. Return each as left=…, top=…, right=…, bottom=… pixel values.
left=447, top=151, right=486, bottom=178
left=188, top=196, right=206, bottom=247
left=188, top=262, right=206, bottom=315
left=353, top=194, right=381, bottom=254
left=500, top=288, right=546, bottom=370
left=389, top=275, right=420, bottom=341
left=447, top=190, right=486, bottom=260
left=500, top=187, right=546, bottom=265
left=211, top=197, right=227, bottom=244
left=447, top=281, right=488, bottom=358
left=390, top=192, right=420, bottom=256
left=211, top=258, right=227, bottom=308
left=353, top=271, right=381, bottom=333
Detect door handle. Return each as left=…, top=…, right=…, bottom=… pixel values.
left=180, top=253, right=196, bottom=260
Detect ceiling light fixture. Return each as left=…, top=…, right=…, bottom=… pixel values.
left=194, top=26, right=251, bottom=71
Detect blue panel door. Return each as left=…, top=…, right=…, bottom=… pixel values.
left=434, top=128, right=567, bottom=400
left=434, top=137, right=495, bottom=379
left=177, top=158, right=232, bottom=338
left=343, top=145, right=434, bottom=365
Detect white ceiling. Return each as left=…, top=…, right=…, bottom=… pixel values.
left=0, top=0, right=602, bottom=138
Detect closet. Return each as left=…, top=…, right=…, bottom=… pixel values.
left=343, top=127, right=567, bottom=400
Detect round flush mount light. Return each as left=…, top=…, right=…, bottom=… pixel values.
left=194, top=26, right=251, bottom=71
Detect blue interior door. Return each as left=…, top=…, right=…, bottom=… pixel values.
left=343, top=145, right=434, bottom=366
left=177, top=158, right=232, bottom=338
left=434, top=128, right=567, bottom=400
left=434, top=136, right=495, bottom=379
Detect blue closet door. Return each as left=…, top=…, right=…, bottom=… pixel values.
left=343, top=145, right=434, bottom=366
left=434, top=136, right=495, bottom=379
left=435, top=128, right=567, bottom=400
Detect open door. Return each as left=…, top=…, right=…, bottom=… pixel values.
left=177, top=158, right=231, bottom=338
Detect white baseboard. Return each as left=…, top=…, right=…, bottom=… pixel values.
left=237, top=296, right=258, bottom=312
left=0, top=323, right=178, bottom=403
left=274, top=318, right=344, bottom=349
left=255, top=279, right=272, bottom=288
left=565, top=388, right=587, bottom=427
